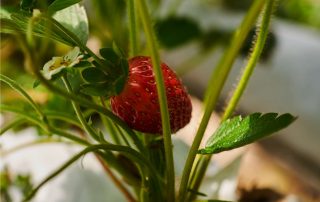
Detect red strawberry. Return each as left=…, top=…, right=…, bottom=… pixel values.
left=110, top=56, right=192, bottom=134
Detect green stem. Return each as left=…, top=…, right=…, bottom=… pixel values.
left=115, top=124, right=132, bottom=147
left=0, top=74, right=46, bottom=122
left=49, top=127, right=89, bottom=146
left=44, top=111, right=82, bottom=128
left=0, top=138, right=64, bottom=157
left=0, top=104, right=89, bottom=146
left=43, top=16, right=105, bottom=68
left=0, top=118, right=26, bottom=135
left=178, top=1, right=266, bottom=201
left=0, top=104, right=46, bottom=127
left=95, top=155, right=137, bottom=202
left=62, top=75, right=100, bottom=142
left=204, top=0, right=267, bottom=107
left=19, top=29, right=141, bottom=149
left=128, top=0, right=139, bottom=56
left=23, top=144, right=154, bottom=202
left=136, top=0, right=175, bottom=201
left=187, top=1, right=276, bottom=200
left=99, top=98, right=132, bottom=147
left=27, top=58, right=144, bottom=151
left=1, top=111, right=137, bottom=201
left=222, top=0, right=275, bottom=121
left=99, top=97, right=122, bottom=144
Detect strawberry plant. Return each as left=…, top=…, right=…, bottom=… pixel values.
left=0, top=0, right=296, bottom=201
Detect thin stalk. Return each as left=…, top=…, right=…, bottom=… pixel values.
left=23, top=144, right=154, bottom=202
left=136, top=0, right=175, bottom=201
left=76, top=131, right=142, bottom=192
left=178, top=1, right=266, bottom=201
left=44, top=111, right=82, bottom=128
left=128, top=0, right=139, bottom=56
left=140, top=169, right=148, bottom=202
left=49, top=127, right=89, bottom=146
left=72, top=108, right=137, bottom=201
left=41, top=16, right=106, bottom=69
left=186, top=156, right=210, bottom=200
left=203, top=0, right=267, bottom=107
left=95, top=155, right=136, bottom=202
left=75, top=113, right=137, bottom=202
left=16, top=23, right=136, bottom=201
left=99, top=97, right=122, bottom=144
left=0, top=74, right=46, bottom=122
left=99, top=97, right=132, bottom=147
left=222, top=0, right=275, bottom=120
left=0, top=118, right=26, bottom=135
left=101, top=115, right=121, bottom=143
left=62, top=75, right=100, bottom=142
left=115, top=124, right=132, bottom=147
left=26, top=58, right=144, bottom=151
left=0, top=104, right=47, bottom=128
left=22, top=35, right=142, bottom=148
left=0, top=138, right=64, bottom=157
left=0, top=104, right=89, bottom=146
left=187, top=0, right=276, bottom=200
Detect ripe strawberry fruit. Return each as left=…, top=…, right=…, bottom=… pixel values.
left=110, top=56, right=192, bottom=134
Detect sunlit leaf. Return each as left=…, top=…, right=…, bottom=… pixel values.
left=1, top=4, right=88, bottom=46
left=0, top=7, right=13, bottom=19
left=199, top=113, right=296, bottom=154
left=52, top=4, right=89, bottom=44
left=48, top=0, right=82, bottom=14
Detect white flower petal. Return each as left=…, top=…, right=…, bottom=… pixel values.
left=69, top=55, right=84, bottom=67
left=42, top=65, right=67, bottom=80
left=41, top=47, right=83, bottom=80
left=64, top=47, right=81, bottom=62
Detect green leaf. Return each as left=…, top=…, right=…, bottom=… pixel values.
left=198, top=113, right=296, bottom=154
left=48, top=0, right=82, bottom=14
left=20, top=0, right=36, bottom=13
left=113, top=59, right=129, bottom=94
left=3, top=13, right=74, bottom=46
left=0, top=74, right=44, bottom=118
left=99, top=48, right=120, bottom=64
left=156, top=16, right=201, bottom=49
left=52, top=4, right=89, bottom=44
left=92, top=60, right=113, bottom=75
left=81, top=67, right=108, bottom=83
left=120, top=58, right=129, bottom=78
left=80, top=82, right=112, bottom=96
left=114, top=77, right=126, bottom=95
left=72, top=61, right=92, bottom=68
left=112, top=41, right=126, bottom=58
left=33, top=79, right=41, bottom=88
left=0, top=7, right=13, bottom=19
left=1, top=4, right=88, bottom=46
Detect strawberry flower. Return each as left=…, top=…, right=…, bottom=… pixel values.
left=42, top=47, right=83, bottom=80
